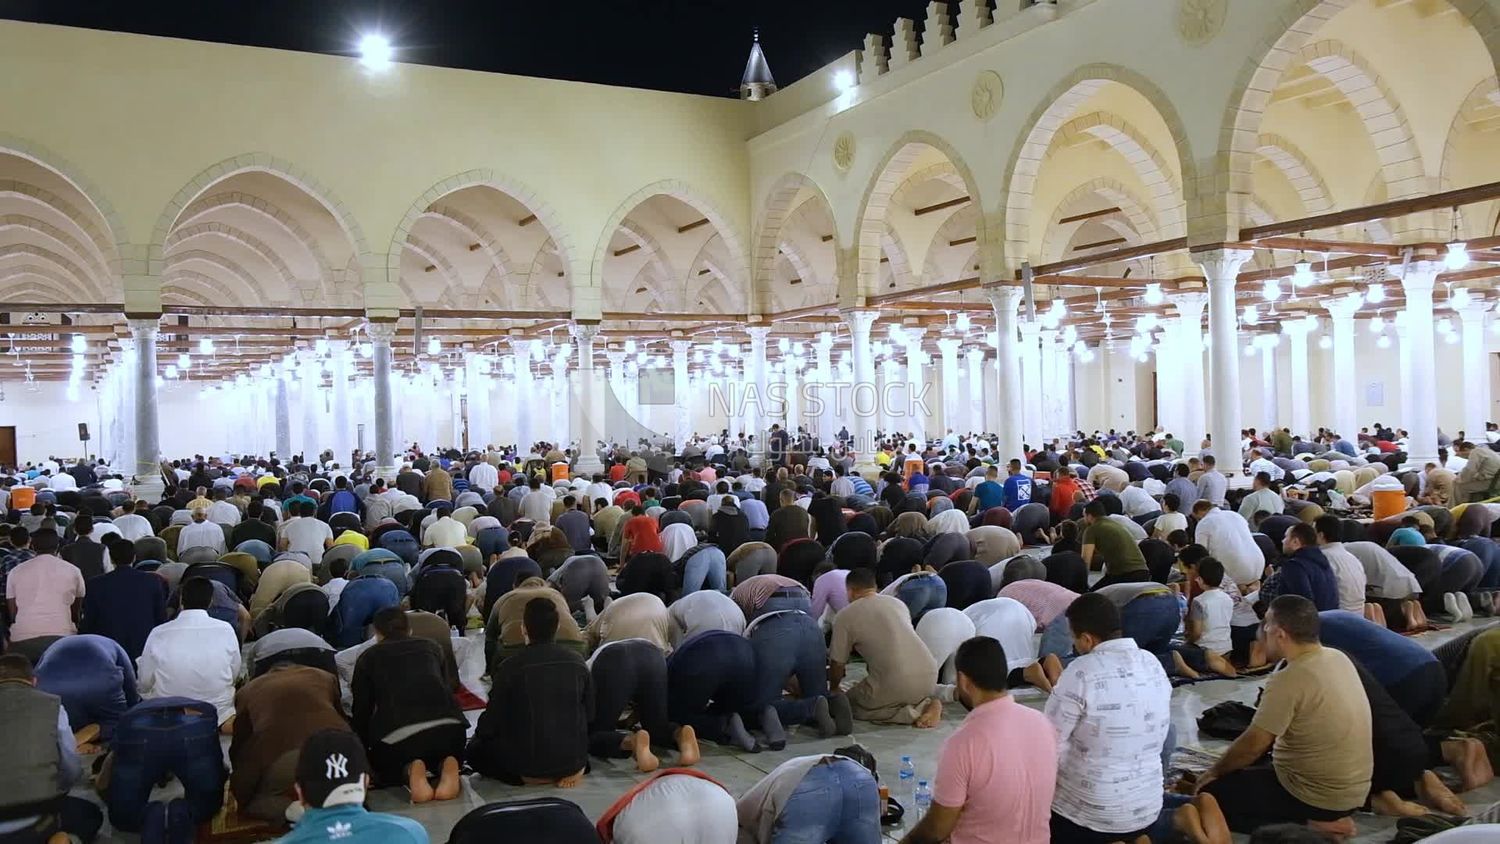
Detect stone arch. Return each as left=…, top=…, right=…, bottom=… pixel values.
left=888, top=162, right=969, bottom=209
left=164, top=249, right=284, bottom=305
left=1039, top=178, right=1161, bottom=264
left=165, top=222, right=300, bottom=291
left=853, top=130, right=983, bottom=302
left=921, top=203, right=982, bottom=286
left=151, top=155, right=373, bottom=292
left=0, top=136, right=127, bottom=272
left=613, top=217, right=679, bottom=310
left=420, top=205, right=518, bottom=292
left=591, top=179, right=751, bottom=314
left=1218, top=0, right=1500, bottom=239
left=880, top=221, right=916, bottom=292
left=177, top=192, right=333, bottom=283
left=1255, top=133, right=1335, bottom=214
left=0, top=266, right=95, bottom=304
left=0, top=181, right=119, bottom=281
left=388, top=169, right=578, bottom=306
left=1440, top=75, right=1500, bottom=191
left=0, top=243, right=106, bottom=301
left=400, top=236, right=463, bottom=308
left=0, top=214, right=111, bottom=284
left=753, top=172, right=838, bottom=314
left=1000, top=64, right=1196, bottom=268
left=161, top=270, right=251, bottom=308
left=1054, top=111, right=1183, bottom=237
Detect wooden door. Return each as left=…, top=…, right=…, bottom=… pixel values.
left=0, top=426, right=15, bottom=469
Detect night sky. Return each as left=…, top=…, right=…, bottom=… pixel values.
left=0, top=0, right=940, bottom=97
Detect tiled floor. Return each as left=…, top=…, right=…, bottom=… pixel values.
left=83, top=620, right=1500, bottom=842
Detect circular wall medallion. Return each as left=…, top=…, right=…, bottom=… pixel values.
left=971, top=70, right=1003, bottom=121
left=1178, top=0, right=1227, bottom=45
left=832, top=132, right=856, bottom=172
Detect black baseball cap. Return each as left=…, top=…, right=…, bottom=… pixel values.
left=294, top=729, right=369, bottom=808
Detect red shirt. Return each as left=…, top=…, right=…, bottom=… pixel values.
left=609, top=464, right=629, bottom=482
left=621, top=515, right=662, bottom=555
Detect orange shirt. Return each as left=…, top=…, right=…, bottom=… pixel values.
left=621, top=515, right=662, bottom=556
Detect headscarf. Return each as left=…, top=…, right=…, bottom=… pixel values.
left=887, top=511, right=928, bottom=539
left=865, top=506, right=894, bottom=535
left=777, top=538, right=827, bottom=587
left=827, top=532, right=876, bottom=571
left=876, top=536, right=924, bottom=587
left=926, top=509, right=970, bottom=537
left=981, top=507, right=1013, bottom=529
left=923, top=533, right=970, bottom=570
left=967, top=525, right=1021, bottom=565
left=661, top=522, right=698, bottom=564
left=927, top=496, right=953, bottom=516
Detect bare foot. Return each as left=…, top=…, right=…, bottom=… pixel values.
left=913, top=698, right=943, bottom=729
left=1370, top=789, right=1428, bottom=817
left=1416, top=770, right=1467, bottom=816
left=1172, top=651, right=1201, bottom=680
left=74, top=723, right=101, bottom=748
left=433, top=757, right=461, bottom=802
left=407, top=760, right=434, bottom=804
left=1173, top=803, right=1209, bottom=843
left=1247, top=641, right=1268, bottom=670
left=1193, top=794, right=1231, bottom=844
left=1022, top=661, right=1053, bottom=694
left=1443, top=737, right=1495, bottom=792
left=555, top=768, right=586, bottom=789
left=1042, top=653, right=1063, bottom=686
left=1205, top=651, right=1237, bottom=678
left=676, top=725, right=700, bottom=767
left=1307, top=816, right=1357, bottom=839
left=631, top=729, right=659, bottom=773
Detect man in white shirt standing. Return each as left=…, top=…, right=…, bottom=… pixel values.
left=469, top=459, right=499, bottom=493
left=137, top=577, right=242, bottom=730
left=177, top=507, right=227, bottom=557
left=518, top=476, right=553, bottom=527
left=279, top=500, right=333, bottom=569
left=206, top=488, right=242, bottom=527
left=1045, top=592, right=1171, bottom=842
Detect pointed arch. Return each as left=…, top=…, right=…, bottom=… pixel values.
left=1054, top=111, right=1183, bottom=237
left=1039, top=178, right=1162, bottom=265
left=1440, top=75, right=1500, bottom=191
left=1255, top=133, right=1334, bottom=214
left=753, top=172, right=838, bottom=314
left=0, top=135, right=127, bottom=271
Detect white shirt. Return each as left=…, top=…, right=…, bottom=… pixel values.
left=962, top=598, right=1039, bottom=671
left=177, top=519, right=226, bottom=556
left=281, top=517, right=333, bottom=566
left=1193, top=508, right=1264, bottom=586
left=469, top=462, right=499, bottom=491
left=1107, top=514, right=1148, bottom=542
left=113, top=514, right=154, bottom=541
left=1119, top=486, right=1159, bottom=518
left=137, top=609, right=243, bottom=725
left=1248, top=457, right=1284, bottom=481
left=85, top=522, right=121, bottom=543
left=1343, top=541, right=1420, bottom=600
left=1321, top=542, right=1369, bottom=614
left=1190, top=589, right=1233, bottom=654
left=1152, top=512, right=1188, bottom=540
left=206, top=500, right=241, bottom=527
left=519, top=491, right=552, bottom=526
left=1045, top=638, right=1171, bottom=835
left=48, top=473, right=76, bottom=491
left=424, top=516, right=468, bottom=548
left=915, top=607, right=977, bottom=675
left=322, top=577, right=348, bottom=611
left=613, top=773, right=738, bottom=844
left=667, top=589, right=745, bottom=644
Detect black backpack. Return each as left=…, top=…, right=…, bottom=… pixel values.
left=1196, top=701, right=1257, bottom=741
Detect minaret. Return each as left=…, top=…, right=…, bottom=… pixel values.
left=739, top=28, right=776, bottom=101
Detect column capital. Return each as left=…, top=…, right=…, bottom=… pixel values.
left=964, top=346, right=985, bottom=362
left=126, top=317, right=160, bottom=340
left=670, top=339, right=692, bottom=354
left=840, top=308, right=881, bottom=336
left=605, top=349, right=626, bottom=366
left=1192, top=247, right=1254, bottom=282
left=746, top=326, right=772, bottom=350
left=1281, top=315, right=1318, bottom=336
left=936, top=337, right=963, bottom=356
left=1393, top=261, right=1442, bottom=292
left=901, top=326, right=926, bottom=343
left=1458, top=299, right=1493, bottom=325
left=568, top=321, right=600, bottom=346
left=814, top=330, right=835, bottom=351
left=983, top=284, right=1024, bottom=315
left=1166, top=291, right=1209, bottom=320
left=1324, top=292, right=1365, bottom=322
left=1017, top=320, right=1042, bottom=340
left=366, top=320, right=398, bottom=343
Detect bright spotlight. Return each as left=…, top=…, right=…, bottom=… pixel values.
left=359, top=34, right=393, bottom=71
left=833, top=70, right=855, bottom=92
left=70, top=334, right=86, bottom=353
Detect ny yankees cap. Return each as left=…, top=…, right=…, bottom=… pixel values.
left=295, top=729, right=369, bottom=808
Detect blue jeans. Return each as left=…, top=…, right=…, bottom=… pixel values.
left=1120, top=593, right=1181, bottom=656
left=755, top=588, right=812, bottom=621
left=105, top=697, right=226, bottom=833
left=771, top=757, right=881, bottom=844
left=1038, top=614, right=1074, bottom=662
left=666, top=631, right=758, bottom=744
left=893, top=575, right=947, bottom=624
left=748, top=611, right=828, bottom=726
left=682, top=548, right=727, bottom=595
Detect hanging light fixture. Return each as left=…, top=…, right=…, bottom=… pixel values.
left=177, top=353, right=191, bottom=369
left=426, top=337, right=440, bottom=356
left=1262, top=277, right=1281, bottom=301
left=1451, top=285, right=1473, bottom=311
left=954, top=311, right=971, bottom=333
left=1445, top=207, right=1470, bottom=271
left=1143, top=282, right=1163, bottom=306
left=70, top=334, right=86, bottom=353
left=1318, top=335, right=1332, bottom=350
left=1366, top=282, right=1385, bottom=304
left=314, top=338, right=328, bottom=356
left=1376, top=334, right=1392, bottom=349
left=1243, top=304, right=1259, bottom=325
left=199, top=338, right=215, bottom=356
left=1291, top=259, right=1315, bottom=290
left=1369, top=316, right=1386, bottom=334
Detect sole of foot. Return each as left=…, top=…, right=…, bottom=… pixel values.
left=1444, top=592, right=1462, bottom=621
left=1450, top=738, right=1495, bottom=792
left=914, top=698, right=943, bottom=729
left=1417, top=771, right=1468, bottom=816
left=676, top=725, right=700, bottom=767
left=433, top=757, right=462, bottom=802
left=632, top=729, right=659, bottom=774
left=1306, top=817, right=1357, bottom=840
left=408, top=760, right=434, bottom=804
left=555, top=769, right=585, bottom=789
left=1371, top=789, right=1429, bottom=817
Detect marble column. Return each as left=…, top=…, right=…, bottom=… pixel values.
left=550, top=351, right=570, bottom=451
left=1284, top=318, right=1314, bottom=437
left=1017, top=321, right=1042, bottom=445
left=1324, top=293, right=1363, bottom=442
left=300, top=353, right=322, bottom=459
left=747, top=327, right=771, bottom=454
left=1396, top=320, right=1413, bottom=438
left=936, top=337, right=962, bottom=437
left=814, top=333, right=835, bottom=445
left=466, top=352, right=491, bottom=452
left=1459, top=300, right=1492, bottom=441
left=965, top=348, right=984, bottom=435
left=329, top=340, right=352, bottom=465
left=1039, top=327, right=1060, bottom=442
left=1154, top=323, right=1182, bottom=439
left=274, top=370, right=291, bottom=458
left=842, top=309, right=880, bottom=472
left=671, top=340, right=691, bottom=451
left=623, top=361, right=641, bottom=438
left=1168, top=293, right=1209, bottom=452
left=784, top=362, right=802, bottom=433
left=570, top=323, right=603, bottom=475
left=369, top=322, right=396, bottom=478
left=127, top=318, right=160, bottom=482
left=1196, top=248, right=1255, bottom=474
left=901, top=328, right=927, bottom=438
left=1258, top=335, right=1280, bottom=432
left=1396, top=260, right=1442, bottom=467
left=986, top=286, right=1026, bottom=463
left=511, top=337, right=536, bottom=453
left=116, top=339, right=138, bottom=478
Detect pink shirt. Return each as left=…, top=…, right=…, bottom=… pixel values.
left=5, top=553, right=86, bottom=641
left=998, top=580, right=1080, bottom=631
left=933, top=695, right=1058, bottom=844
left=810, top=569, right=850, bottom=620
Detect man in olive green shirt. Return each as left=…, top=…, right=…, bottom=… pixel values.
left=1081, top=498, right=1148, bottom=589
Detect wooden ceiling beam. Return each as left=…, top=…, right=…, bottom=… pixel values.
left=913, top=196, right=971, bottom=216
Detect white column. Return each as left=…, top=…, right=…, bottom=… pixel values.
left=1017, top=321, right=1042, bottom=445
left=1258, top=335, right=1280, bottom=431
left=936, top=337, right=962, bottom=437
left=1039, top=327, right=1060, bottom=441
left=1154, top=323, right=1182, bottom=438
left=671, top=339, right=692, bottom=451
left=843, top=309, right=880, bottom=471
left=746, top=327, right=770, bottom=453
left=1284, top=317, right=1314, bottom=437
left=550, top=350, right=570, bottom=451
left=1324, top=293, right=1363, bottom=442
left=878, top=358, right=898, bottom=434
left=1396, top=319, right=1413, bottom=437
left=1196, top=248, right=1254, bottom=475
left=901, top=328, right=927, bottom=438
left=1459, top=300, right=1492, bottom=440
left=328, top=340, right=352, bottom=464
left=300, top=353, right=321, bottom=459
left=467, top=351, right=492, bottom=451
left=784, top=362, right=802, bottom=433
left=986, top=286, right=1026, bottom=462
left=1396, top=261, right=1442, bottom=466
left=274, top=370, right=291, bottom=458
left=369, top=322, right=396, bottom=477
left=1168, top=293, right=1209, bottom=451
left=814, top=332, right=835, bottom=445
left=570, top=323, right=603, bottom=475
left=965, top=348, right=984, bottom=435
left=116, top=340, right=138, bottom=478
left=623, top=361, right=641, bottom=436
left=127, top=318, right=160, bottom=482
left=511, top=337, right=535, bottom=453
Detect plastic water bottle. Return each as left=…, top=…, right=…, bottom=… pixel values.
left=914, top=780, right=933, bottom=821
left=898, top=756, right=916, bottom=804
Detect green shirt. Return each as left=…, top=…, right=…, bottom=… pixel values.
left=1083, top=518, right=1147, bottom=576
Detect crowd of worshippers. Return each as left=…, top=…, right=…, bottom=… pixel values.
left=2, top=423, right=1500, bottom=842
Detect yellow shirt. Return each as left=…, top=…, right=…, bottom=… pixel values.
left=332, top=530, right=369, bottom=550
left=874, top=451, right=893, bottom=467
